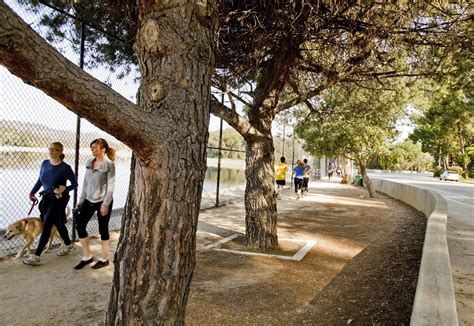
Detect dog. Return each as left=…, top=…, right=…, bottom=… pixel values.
left=3, top=207, right=70, bottom=258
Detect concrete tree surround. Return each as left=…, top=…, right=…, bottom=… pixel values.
left=371, top=178, right=458, bottom=326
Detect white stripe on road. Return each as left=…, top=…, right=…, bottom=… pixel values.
left=423, top=187, right=473, bottom=200
left=444, top=198, right=474, bottom=209
left=413, top=186, right=474, bottom=208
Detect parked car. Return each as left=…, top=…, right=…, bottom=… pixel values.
left=440, top=171, right=460, bottom=181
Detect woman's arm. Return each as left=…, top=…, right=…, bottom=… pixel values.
left=77, top=171, right=88, bottom=207
left=65, top=165, right=78, bottom=192
left=103, top=162, right=115, bottom=206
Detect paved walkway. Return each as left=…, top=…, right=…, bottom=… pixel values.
left=0, top=179, right=426, bottom=325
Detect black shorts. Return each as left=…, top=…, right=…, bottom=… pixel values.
left=276, top=180, right=286, bottom=186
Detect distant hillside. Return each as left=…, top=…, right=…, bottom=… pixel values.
left=208, top=128, right=246, bottom=159
left=1, top=120, right=127, bottom=149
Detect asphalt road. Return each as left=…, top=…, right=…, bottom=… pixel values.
left=368, top=172, right=474, bottom=325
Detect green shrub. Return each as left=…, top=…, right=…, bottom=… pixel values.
left=433, top=166, right=443, bottom=177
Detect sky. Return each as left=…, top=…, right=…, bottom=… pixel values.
left=1, top=0, right=412, bottom=142
left=1, top=0, right=227, bottom=134
left=0, top=66, right=227, bottom=133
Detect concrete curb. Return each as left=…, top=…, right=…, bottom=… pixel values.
left=371, top=178, right=458, bottom=326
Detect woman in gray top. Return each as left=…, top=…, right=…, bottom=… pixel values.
left=74, top=138, right=115, bottom=270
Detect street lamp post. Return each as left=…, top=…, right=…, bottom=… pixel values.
left=282, top=123, right=286, bottom=158
left=289, top=133, right=296, bottom=188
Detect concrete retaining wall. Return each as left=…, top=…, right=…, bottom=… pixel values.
left=371, top=178, right=458, bottom=326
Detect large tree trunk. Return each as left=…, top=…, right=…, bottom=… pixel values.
left=459, top=132, right=469, bottom=178
left=341, top=157, right=352, bottom=184
left=1, top=1, right=216, bottom=323
left=108, top=150, right=206, bottom=324
left=105, top=2, right=217, bottom=324
left=244, top=133, right=279, bottom=250
left=443, top=155, right=450, bottom=170
left=358, top=158, right=377, bottom=198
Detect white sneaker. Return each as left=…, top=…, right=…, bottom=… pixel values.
left=57, top=244, right=76, bottom=256
left=296, top=193, right=300, bottom=200
left=23, top=254, right=41, bottom=266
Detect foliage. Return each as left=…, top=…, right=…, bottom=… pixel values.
left=295, top=82, right=405, bottom=164
left=24, top=1, right=473, bottom=98
left=369, top=140, right=433, bottom=172
left=410, top=78, right=473, bottom=172
left=25, top=0, right=137, bottom=74
left=408, top=12, right=473, bottom=175
left=433, top=166, right=443, bottom=177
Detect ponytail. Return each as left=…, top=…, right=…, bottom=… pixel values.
left=106, top=147, right=116, bottom=162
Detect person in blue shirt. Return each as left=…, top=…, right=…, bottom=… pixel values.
left=293, top=160, right=305, bottom=200
left=23, top=142, right=78, bottom=266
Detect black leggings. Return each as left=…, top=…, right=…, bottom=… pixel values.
left=303, top=177, right=309, bottom=192
left=294, top=178, right=304, bottom=193
left=76, top=200, right=112, bottom=241
left=35, top=194, right=72, bottom=256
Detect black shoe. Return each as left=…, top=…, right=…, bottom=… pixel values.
left=74, top=258, right=94, bottom=270
left=91, top=260, right=109, bottom=269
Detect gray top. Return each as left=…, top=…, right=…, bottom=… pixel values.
left=78, top=157, right=115, bottom=206
left=303, top=164, right=311, bottom=178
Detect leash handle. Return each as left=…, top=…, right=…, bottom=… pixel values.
left=28, top=197, right=38, bottom=216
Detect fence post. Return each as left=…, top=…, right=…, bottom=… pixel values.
left=72, top=22, right=86, bottom=241
left=215, top=92, right=224, bottom=207
left=290, top=135, right=295, bottom=188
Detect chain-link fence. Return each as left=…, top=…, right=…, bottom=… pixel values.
left=0, top=1, right=318, bottom=257
left=0, top=1, right=136, bottom=257
left=0, top=1, right=250, bottom=257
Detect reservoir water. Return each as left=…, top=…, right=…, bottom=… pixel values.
left=0, top=160, right=246, bottom=229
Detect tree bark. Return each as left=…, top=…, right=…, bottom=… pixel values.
left=210, top=98, right=279, bottom=250
left=358, top=158, right=377, bottom=198
left=443, top=155, right=450, bottom=170
left=341, top=157, right=352, bottom=184
left=106, top=2, right=217, bottom=324
left=458, top=132, right=468, bottom=178
left=1, top=1, right=217, bottom=324
left=244, top=134, right=279, bottom=250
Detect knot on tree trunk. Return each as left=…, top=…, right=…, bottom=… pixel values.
left=147, top=81, right=168, bottom=103
left=141, top=19, right=167, bottom=56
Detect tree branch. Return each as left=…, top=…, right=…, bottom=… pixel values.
left=211, top=78, right=252, bottom=107
left=210, top=96, right=260, bottom=140
left=0, top=2, right=151, bottom=157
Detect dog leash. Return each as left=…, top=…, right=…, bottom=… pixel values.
left=28, top=197, right=38, bottom=216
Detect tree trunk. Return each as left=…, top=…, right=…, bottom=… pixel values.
left=106, top=2, right=217, bottom=324
left=244, top=135, right=279, bottom=250
left=1, top=1, right=216, bottom=322
left=459, top=132, right=469, bottom=178
left=443, top=155, right=450, bottom=170
left=341, top=157, right=352, bottom=184
left=358, top=158, right=377, bottom=198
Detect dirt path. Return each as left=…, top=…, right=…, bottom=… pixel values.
left=0, top=181, right=426, bottom=325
